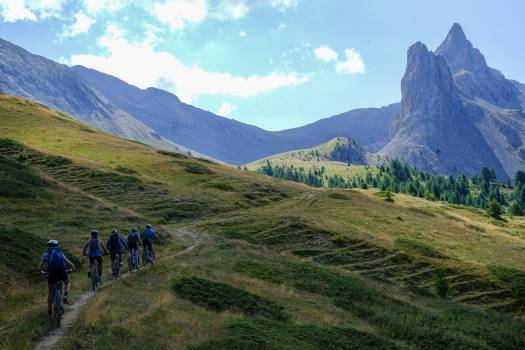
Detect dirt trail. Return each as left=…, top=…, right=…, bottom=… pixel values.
left=33, top=230, right=201, bottom=350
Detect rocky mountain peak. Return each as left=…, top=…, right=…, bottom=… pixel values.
left=436, top=23, right=487, bottom=75
left=397, top=41, right=458, bottom=127
left=436, top=23, right=520, bottom=109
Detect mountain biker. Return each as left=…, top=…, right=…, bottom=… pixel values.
left=106, top=229, right=127, bottom=273
left=127, top=228, right=141, bottom=270
left=83, top=230, right=108, bottom=281
left=140, top=224, right=156, bottom=260
left=37, top=240, right=76, bottom=316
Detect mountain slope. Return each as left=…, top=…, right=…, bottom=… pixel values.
left=72, top=65, right=399, bottom=164
left=0, top=38, right=189, bottom=154
left=381, top=24, right=525, bottom=178
left=273, top=103, right=400, bottom=153
left=1, top=94, right=525, bottom=349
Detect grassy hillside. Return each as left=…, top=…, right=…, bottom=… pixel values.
left=1, top=94, right=525, bottom=350
left=246, top=137, right=373, bottom=178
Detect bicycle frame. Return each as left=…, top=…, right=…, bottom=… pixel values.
left=53, top=281, right=63, bottom=327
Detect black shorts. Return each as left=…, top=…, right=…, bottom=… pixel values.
left=143, top=239, right=153, bottom=252
left=89, top=256, right=102, bottom=268
left=110, top=251, right=122, bottom=261
left=48, top=268, right=68, bottom=285
left=128, top=244, right=138, bottom=252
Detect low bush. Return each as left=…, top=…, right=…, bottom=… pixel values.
left=0, top=156, right=49, bottom=198
left=171, top=277, right=288, bottom=321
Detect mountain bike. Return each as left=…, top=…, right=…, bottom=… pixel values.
left=128, top=247, right=139, bottom=272
left=90, top=259, right=100, bottom=290
left=142, top=244, right=154, bottom=267
left=41, top=271, right=66, bottom=328
left=112, top=253, right=121, bottom=279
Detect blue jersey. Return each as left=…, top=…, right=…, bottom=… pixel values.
left=141, top=228, right=155, bottom=241
left=87, top=238, right=102, bottom=257
left=106, top=233, right=127, bottom=253
left=42, top=247, right=66, bottom=270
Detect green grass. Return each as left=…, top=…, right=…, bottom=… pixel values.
left=172, top=277, right=288, bottom=321
left=2, top=94, right=525, bottom=349
left=190, top=317, right=400, bottom=350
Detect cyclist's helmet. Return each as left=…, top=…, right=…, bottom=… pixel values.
left=131, top=227, right=137, bottom=233
left=145, top=224, right=152, bottom=229
left=91, top=230, right=99, bottom=238
left=48, top=239, right=59, bottom=247
left=112, top=228, right=118, bottom=234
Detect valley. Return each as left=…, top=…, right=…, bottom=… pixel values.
left=1, top=94, right=525, bottom=349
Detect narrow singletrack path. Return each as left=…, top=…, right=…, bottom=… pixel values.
left=33, top=230, right=201, bottom=350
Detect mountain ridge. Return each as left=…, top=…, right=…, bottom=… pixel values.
left=381, top=23, right=525, bottom=178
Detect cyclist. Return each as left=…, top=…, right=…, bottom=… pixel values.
left=127, top=228, right=141, bottom=270
left=140, top=224, right=156, bottom=261
left=106, top=229, right=127, bottom=274
left=37, top=240, right=76, bottom=316
left=83, top=230, right=108, bottom=281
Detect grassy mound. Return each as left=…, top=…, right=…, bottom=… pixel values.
left=172, top=277, right=288, bottom=321
left=0, top=154, right=49, bottom=198
left=190, top=317, right=400, bottom=350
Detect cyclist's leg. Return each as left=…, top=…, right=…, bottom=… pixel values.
left=47, top=283, right=53, bottom=314
left=62, top=270, right=70, bottom=303
left=96, top=256, right=103, bottom=277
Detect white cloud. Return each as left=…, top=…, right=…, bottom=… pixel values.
left=61, top=11, right=95, bottom=38
left=335, top=48, right=365, bottom=74
left=313, top=45, right=338, bottom=62
left=239, top=30, right=247, bottom=37
left=0, top=0, right=65, bottom=22
left=213, top=1, right=249, bottom=20
left=278, top=23, right=287, bottom=30
left=83, top=0, right=126, bottom=14
left=153, top=0, right=207, bottom=31
left=271, top=0, right=299, bottom=12
left=70, top=25, right=310, bottom=103
left=217, top=102, right=236, bottom=117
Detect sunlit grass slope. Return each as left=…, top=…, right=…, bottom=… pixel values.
left=1, top=94, right=524, bottom=350
left=246, top=136, right=375, bottom=178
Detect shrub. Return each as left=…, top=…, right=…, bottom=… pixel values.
left=184, top=162, right=214, bottom=175
left=486, top=199, right=502, bottom=219
left=434, top=269, right=449, bottom=298
left=171, top=277, right=288, bottom=321
left=328, top=192, right=351, bottom=200
left=115, top=166, right=136, bottom=174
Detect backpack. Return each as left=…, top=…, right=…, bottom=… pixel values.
left=88, top=238, right=100, bottom=255
left=128, top=233, right=138, bottom=246
left=48, top=247, right=66, bottom=270
left=109, top=233, right=122, bottom=252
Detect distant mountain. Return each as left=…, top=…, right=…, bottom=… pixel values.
left=273, top=103, right=400, bottom=153
left=0, top=38, right=189, bottom=154
left=246, top=136, right=368, bottom=176
left=73, top=65, right=398, bottom=164
left=381, top=24, right=525, bottom=178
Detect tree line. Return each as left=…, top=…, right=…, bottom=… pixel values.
left=257, top=159, right=525, bottom=217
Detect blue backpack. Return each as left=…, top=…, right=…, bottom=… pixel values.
left=48, top=247, right=67, bottom=270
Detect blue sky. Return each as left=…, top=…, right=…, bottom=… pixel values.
left=0, top=0, right=524, bottom=130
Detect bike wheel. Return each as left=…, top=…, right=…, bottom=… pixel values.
left=54, top=284, right=63, bottom=327
left=113, top=255, right=120, bottom=279
left=91, top=262, right=98, bottom=291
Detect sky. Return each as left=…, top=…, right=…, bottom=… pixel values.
left=0, top=1, right=524, bottom=131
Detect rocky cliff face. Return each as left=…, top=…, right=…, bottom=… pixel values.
left=381, top=24, right=525, bottom=178
left=436, top=24, right=521, bottom=110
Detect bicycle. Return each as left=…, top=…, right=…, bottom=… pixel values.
left=112, top=253, right=121, bottom=279
left=142, top=245, right=154, bottom=267
left=41, top=271, right=66, bottom=328
left=128, top=248, right=140, bottom=272
left=90, top=259, right=100, bottom=291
